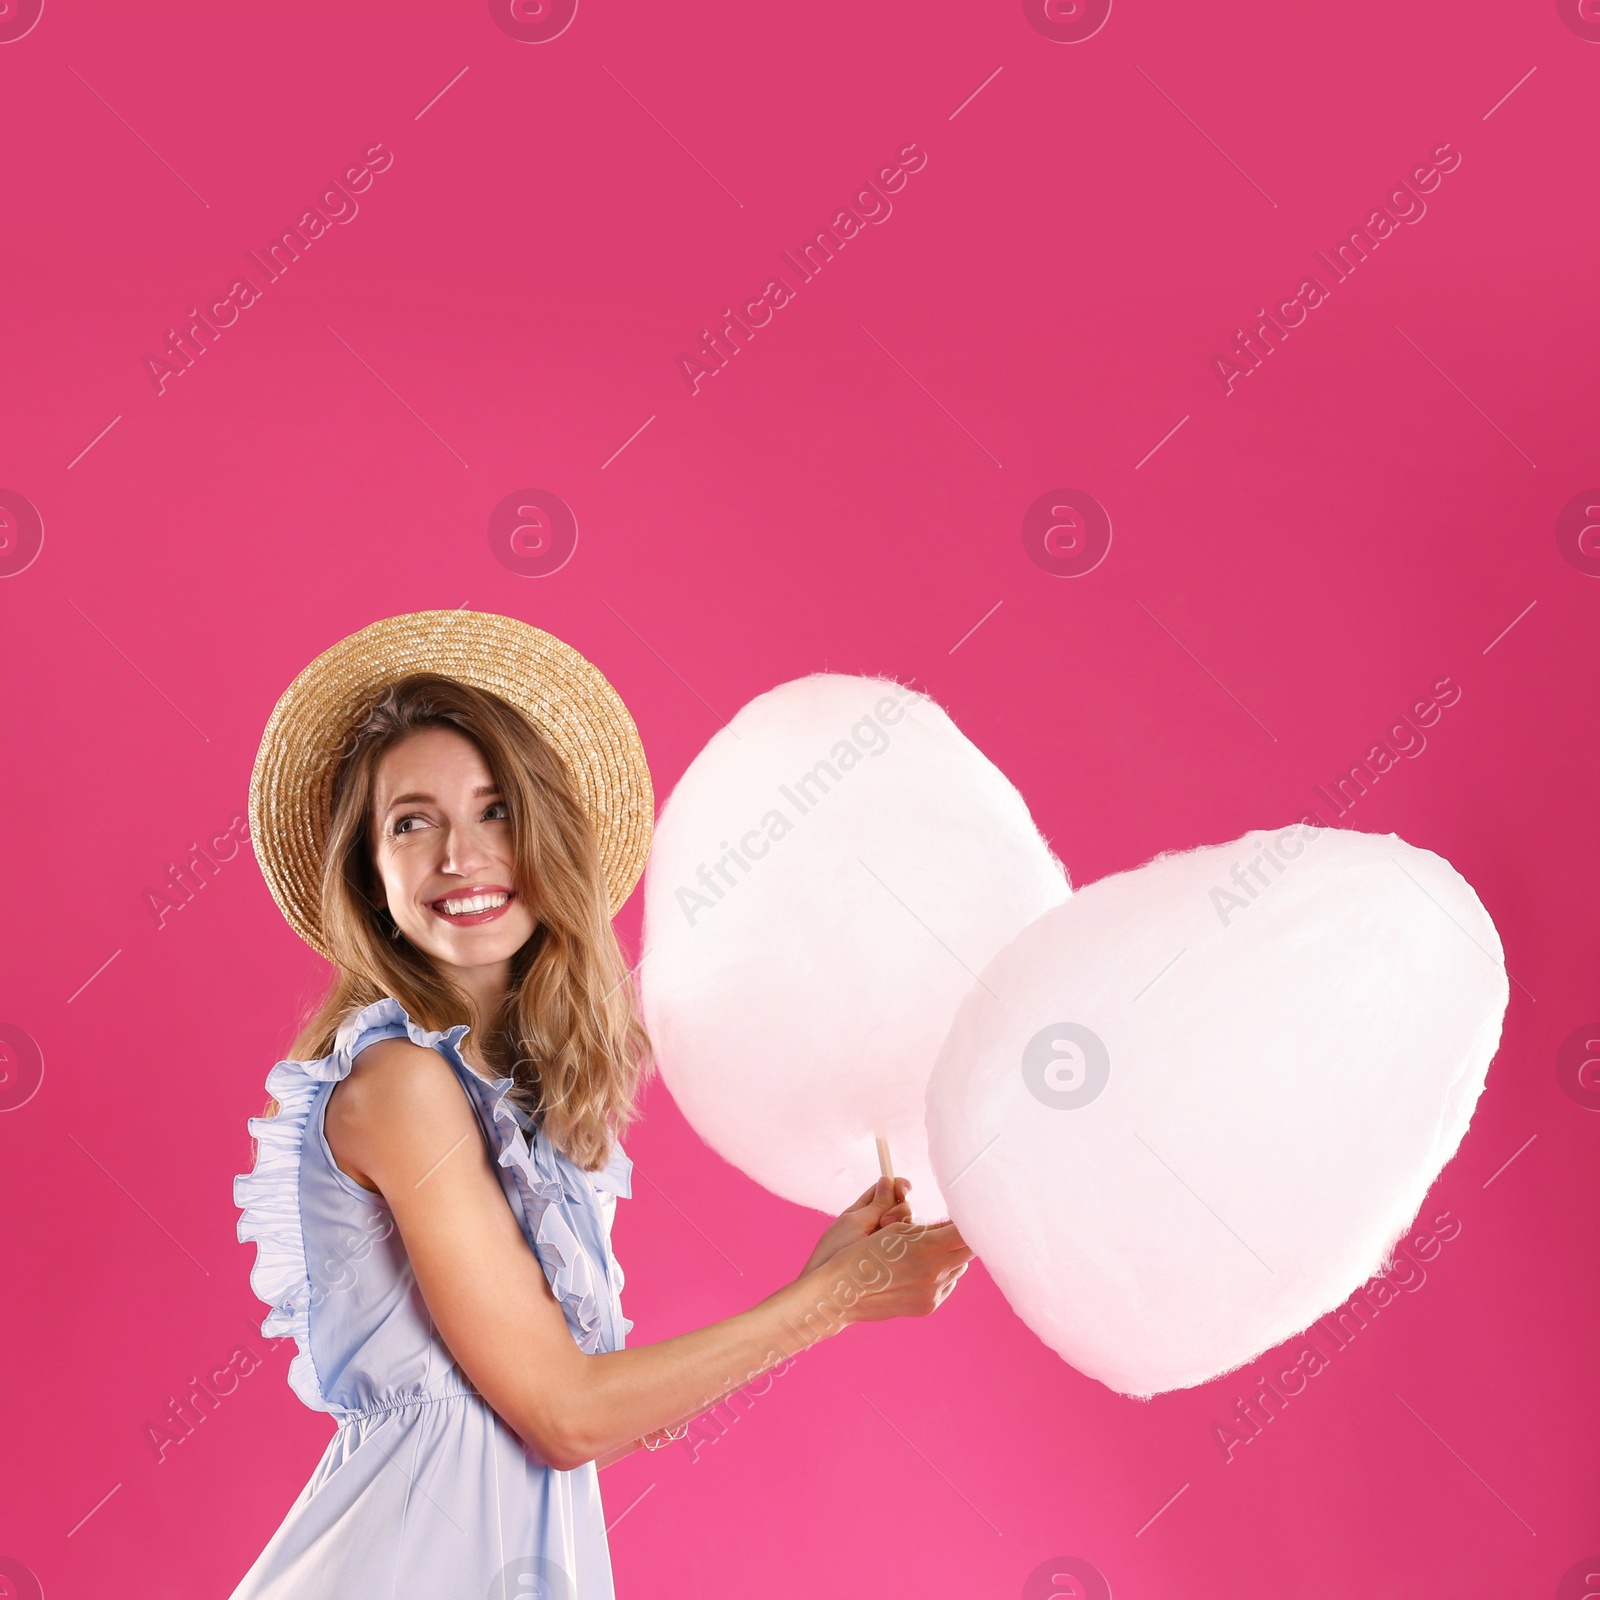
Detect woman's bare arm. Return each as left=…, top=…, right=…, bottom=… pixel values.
left=326, top=1038, right=971, bottom=1471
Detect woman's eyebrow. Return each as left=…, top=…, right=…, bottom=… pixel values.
left=384, top=784, right=502, bottom=810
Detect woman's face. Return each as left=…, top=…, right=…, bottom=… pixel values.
left=370, top=726, right=538, bottom=983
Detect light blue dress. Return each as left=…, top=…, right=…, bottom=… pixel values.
left=231, top=996, right=634, bottom=1600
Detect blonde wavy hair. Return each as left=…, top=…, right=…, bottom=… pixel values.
left=283, top=671, right=653, bottom=1171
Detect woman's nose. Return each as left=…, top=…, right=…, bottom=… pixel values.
left=438, top=821, right=497, bottom=877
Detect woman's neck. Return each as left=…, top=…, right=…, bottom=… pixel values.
left=440, top=961, right=511, bottom=1072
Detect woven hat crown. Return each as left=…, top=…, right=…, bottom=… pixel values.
left=249, top=610, right=653, bottom=957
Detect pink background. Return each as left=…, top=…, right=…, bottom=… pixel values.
left=2, top=0, right=1597, bottom=1596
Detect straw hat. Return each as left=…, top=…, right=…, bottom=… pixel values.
left=249, top=609, right=654, bottom=958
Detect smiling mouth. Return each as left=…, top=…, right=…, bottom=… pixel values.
left=426, top=887, right=516, bottom=926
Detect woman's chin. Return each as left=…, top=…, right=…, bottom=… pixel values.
left=409, top=912, right=537, bottom=970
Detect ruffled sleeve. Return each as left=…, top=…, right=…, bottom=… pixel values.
left=233, top=997, right=417, bottom=1411
left=234, top=997, right=634, bottom=1414
left=490, top=1100, right=636, bottom=1354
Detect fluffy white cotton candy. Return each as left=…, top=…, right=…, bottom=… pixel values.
left=925, top=825, right=1507, bottom=1397
left=641, top=674, right=1070, bottom=1221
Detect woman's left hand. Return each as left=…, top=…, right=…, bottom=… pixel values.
left=797, top=1176, right=911, bottom=1279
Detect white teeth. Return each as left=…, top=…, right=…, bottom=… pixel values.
left=438, top=893, right=508, bottom=916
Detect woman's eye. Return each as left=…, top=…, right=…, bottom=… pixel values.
left=485, top=801, right=510, bottom=821
left=392, top=813, right=426, bottom=835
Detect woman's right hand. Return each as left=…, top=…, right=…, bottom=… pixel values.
left=803, top=1212, right=974, bottom=1326
left=797, top=1175, right=912, bottom=1280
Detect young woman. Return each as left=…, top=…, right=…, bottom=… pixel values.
left=232, top=611, right=972, bottom=1599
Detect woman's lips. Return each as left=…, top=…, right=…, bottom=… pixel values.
left=427, top=888, right=516, bottom=927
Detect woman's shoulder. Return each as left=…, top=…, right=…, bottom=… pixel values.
left=274, top=994, right=479, bottom=1130
left=329, top=1029, right=477, bottom=1142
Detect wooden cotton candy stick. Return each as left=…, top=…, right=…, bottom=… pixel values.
left=875, top=1135, right=898, bottom=1211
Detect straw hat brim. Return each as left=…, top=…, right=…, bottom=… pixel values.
left=249, top=609, right=653, bottom=958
